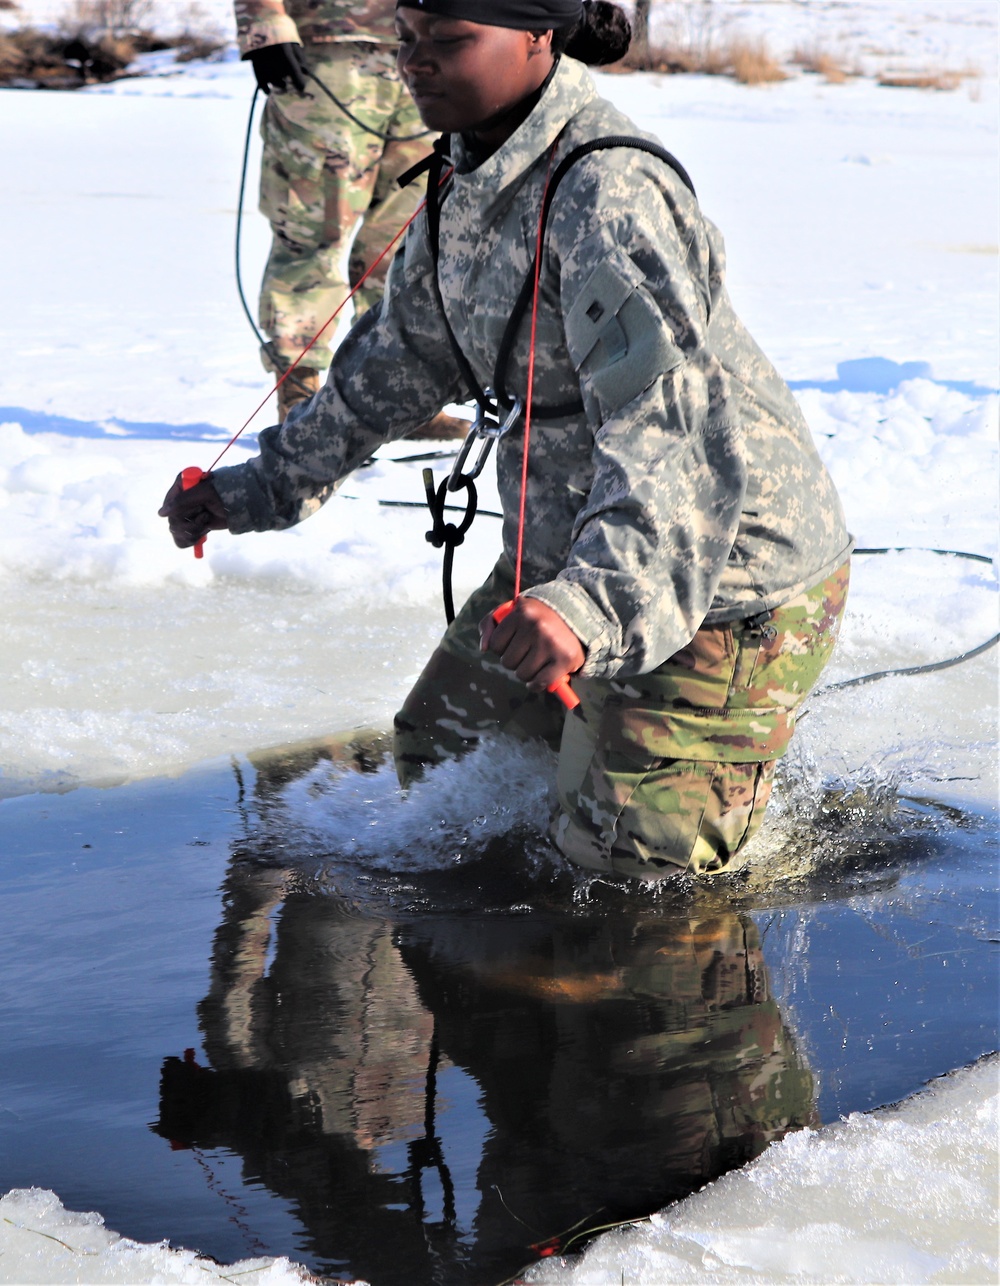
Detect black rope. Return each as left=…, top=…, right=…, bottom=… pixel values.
left=305, top=67, right=432, bottom=143
left=806, top=545, right=999, bottom=691
left=817, top=631, right=999, bottom=694
left=423, top=468, right=477, bottom=623
left=235, top=85, right=266, bottom=350
left=380, top=498, right=502, bottom=517
left=854, top=545, right=994, bottom=565
left=234, top=85, right=356, bottom=399
left=405, top=1023, right=457, bottom=1230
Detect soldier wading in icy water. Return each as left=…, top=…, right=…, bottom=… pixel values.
left=162, top=0, right=852, bottom=881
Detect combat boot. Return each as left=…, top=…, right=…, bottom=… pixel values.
left=407, top=411, right=470, bottom=440
left=277, top=367, right=321, bottom=422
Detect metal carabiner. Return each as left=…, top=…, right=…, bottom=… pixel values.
left=447, top=392, right=522, bottom=492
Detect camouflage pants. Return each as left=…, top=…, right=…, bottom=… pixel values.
left=394, top=558, right=850, bottom=880
left=258, top=42, right=431, bottom=373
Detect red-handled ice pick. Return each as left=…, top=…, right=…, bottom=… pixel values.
left=492, top=599, right=580, bottom=711
left=180, top=466, right=207, bottom=559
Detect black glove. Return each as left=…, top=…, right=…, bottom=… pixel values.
left=247, top=43, right=309, bottom=94
left=158, top=473, right=230, bottom=550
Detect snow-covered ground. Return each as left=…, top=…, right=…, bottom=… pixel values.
left=0, top=1, right=997, bottom=1281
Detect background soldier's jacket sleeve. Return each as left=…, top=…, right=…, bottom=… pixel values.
left=211, top=228, right=465, bottom=530
left=233, top=0, right=399, bottom=52
left=234, top=0, right=302, bottom=54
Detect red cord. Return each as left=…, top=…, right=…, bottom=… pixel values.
left=496, top=144, right=580, bottom=711
left=203, top=169, right=454, bottom=475
left=512, top=143, right=558, bottom=601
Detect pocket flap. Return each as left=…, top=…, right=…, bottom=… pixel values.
left=565, top=250, right=647, bottom=369
left=603, top=702, right=796, bottom=765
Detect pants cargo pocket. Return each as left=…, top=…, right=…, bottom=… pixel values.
left=553, top=745, right=776, bottom=882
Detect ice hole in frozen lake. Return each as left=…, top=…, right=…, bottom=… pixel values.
left=1, top=733, right=995, bottom=1286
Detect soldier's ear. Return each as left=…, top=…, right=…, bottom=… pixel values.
left=526, top=29, right=554, bottom=55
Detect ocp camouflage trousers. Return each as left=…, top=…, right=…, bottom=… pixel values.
left=393, top=558, right=850, bottom=880
left=258, top=42, right=431, bottom=373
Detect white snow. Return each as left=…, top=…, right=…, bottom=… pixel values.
left=526, top=1057, right=1000, bottom=1285
left=0, top=1, right=997, bottom=1281
left=0, top=1187, right=321, bottom=1285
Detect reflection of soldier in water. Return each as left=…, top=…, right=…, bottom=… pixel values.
left=155, top=852, right=816, bottom=1285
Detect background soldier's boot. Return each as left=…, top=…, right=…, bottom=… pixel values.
left=407, top=411, right=470, bottom=440
left=277, top=367, right=321, bottom=422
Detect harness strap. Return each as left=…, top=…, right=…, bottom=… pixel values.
left=493, top=135, right=698, bottom=416
left=422, top=132, right=698, bottom=421
left=422, top=131, right=699, bottom=623
left=424, top=137, right=496, bottom=412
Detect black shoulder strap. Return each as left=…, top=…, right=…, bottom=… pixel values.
left=424, top=134, right=698, bottom=420
left=424, top=136, right=493, bottom=411
left=493, top=136, right=698, bottom=418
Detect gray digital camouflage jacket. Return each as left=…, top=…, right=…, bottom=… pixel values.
left=213, top=56, right=851, bottom=682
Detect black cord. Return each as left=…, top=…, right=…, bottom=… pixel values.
left=854, top=545, right=994, bottom=565
left=306, top=68, right=432, bottom=143
left=818, top=630, right=999, bottom=694
left=810, top=545, right=998, bottom=690
left=235, top=85, right=267, bottom=351
left=234, top=86, right=336, bottom=397
left=423, top=469, right=478, bottom=623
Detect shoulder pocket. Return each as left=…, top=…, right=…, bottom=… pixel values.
left=565, top=248, right=686, bottom=415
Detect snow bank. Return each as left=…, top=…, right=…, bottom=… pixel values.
left=0, top=1188, right=323, bottom=1285
left=526, top=1056, right=999, bottom=1286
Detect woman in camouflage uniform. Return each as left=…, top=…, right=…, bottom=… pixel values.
left=161, top=0, right=852, bottom=880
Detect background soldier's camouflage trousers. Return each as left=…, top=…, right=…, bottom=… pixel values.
left=394, top=558, right=850, bottom=880
left=258, top=43, right=430, bottom=374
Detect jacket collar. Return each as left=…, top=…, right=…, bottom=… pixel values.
left=448, top=57, right=596, bottom=213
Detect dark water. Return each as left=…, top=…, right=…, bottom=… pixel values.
left=0, top=748, right=996, bottom=1286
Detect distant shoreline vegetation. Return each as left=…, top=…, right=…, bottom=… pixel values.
left=0, top=0, right=227, bottom=88
left=0, top=0, right=985, bottom=91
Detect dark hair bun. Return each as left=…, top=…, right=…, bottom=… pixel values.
left=563, top=0, right=631, bottom=65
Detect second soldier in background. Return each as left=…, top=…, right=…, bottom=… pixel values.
left=235, top=0, right=468, bottom=435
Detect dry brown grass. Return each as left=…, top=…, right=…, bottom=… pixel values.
left=877, top=69, right=963, bottom=91
left=0, top=27, right=92, bottom=86
left=0, top=10, right=223, bottom=87
left=791, top=44, right=855, bottom=84
left=625, top=31, right=787, bottom=84
left=727, top=36, right=787, bottom=85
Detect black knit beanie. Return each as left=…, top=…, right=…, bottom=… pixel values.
left=395, top=0, right=585, bottom=31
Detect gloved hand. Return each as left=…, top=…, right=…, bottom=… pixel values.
left=158, top=472, right=230, bottom=550
left=246, top=42, right=309, bottom=94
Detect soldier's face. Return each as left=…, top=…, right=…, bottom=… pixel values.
left=396, top=9, right=555, bottom=141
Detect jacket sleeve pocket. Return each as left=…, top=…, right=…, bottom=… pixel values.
left=564, top=247, right=686, bottom=416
